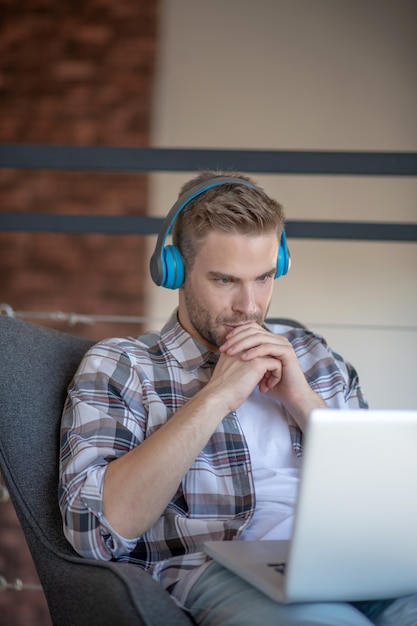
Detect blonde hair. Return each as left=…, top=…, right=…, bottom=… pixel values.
left=172, top=170, right=285, bottom=269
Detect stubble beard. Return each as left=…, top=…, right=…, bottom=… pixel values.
left=183, top=282, right=266, bottom=349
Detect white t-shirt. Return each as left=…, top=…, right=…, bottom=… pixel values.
left=236, top=387, right=300, bottom=541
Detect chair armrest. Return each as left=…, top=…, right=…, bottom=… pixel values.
left=42, top=555, right=195, bottom=626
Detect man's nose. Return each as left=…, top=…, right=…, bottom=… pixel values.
left=232, top=285, right=258, bottom=316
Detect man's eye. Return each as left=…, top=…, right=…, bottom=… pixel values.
left=259, top=274, right=273, bottom=283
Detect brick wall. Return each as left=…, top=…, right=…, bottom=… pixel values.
left=0, top=0, right=159, bottom=341
left=0, top=1, right=159, bottom=623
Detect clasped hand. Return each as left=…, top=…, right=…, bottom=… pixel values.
left=211, top=322, right=324, bottom=427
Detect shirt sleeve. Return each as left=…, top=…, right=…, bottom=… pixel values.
left=328, top=345, right=368, bottom=409
left=290, top=327, right=369, bottom=409
left=58, top=340, right=146, bottom=560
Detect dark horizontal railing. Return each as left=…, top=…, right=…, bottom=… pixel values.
left=0, top=144, right=416, bottom=176
left=0, top=212, right=416, bottom=241
left=0, top=144, right=416, bottom=241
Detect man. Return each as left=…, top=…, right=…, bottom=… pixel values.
left=59, top=171, right=416, bottom=625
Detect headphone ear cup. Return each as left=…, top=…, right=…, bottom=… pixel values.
left=275, top=230, right=290, bottom=278
left=161, top=245, right=185, bottom=289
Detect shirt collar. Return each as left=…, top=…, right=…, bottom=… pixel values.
left=160, top=309, right=219, bottom=372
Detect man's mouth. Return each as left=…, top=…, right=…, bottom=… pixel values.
left=223, top=320, right=259, bottom=331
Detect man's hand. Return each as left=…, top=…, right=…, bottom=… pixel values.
left=208, top=347, right=283, bottom=415
left=219, top=322, right=327, bottom=429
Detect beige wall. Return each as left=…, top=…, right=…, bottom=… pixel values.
left=146, top=0, right=417, bottom=409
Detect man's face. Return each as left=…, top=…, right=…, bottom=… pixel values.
left=178, top=230, right=279, bottom=350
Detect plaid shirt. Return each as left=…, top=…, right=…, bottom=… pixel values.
left=59, top=311, right=367, bottom=594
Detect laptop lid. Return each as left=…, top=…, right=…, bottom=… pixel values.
left=205, top=409, right=417, bottom=603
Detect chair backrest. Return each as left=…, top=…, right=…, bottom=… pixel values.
left=265, top=317, right=308, bottom=330
left=0, top=315, right=94, bottom=555
left=0, top=315, right=194, bottom=625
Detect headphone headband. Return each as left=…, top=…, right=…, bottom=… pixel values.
left=150, top=176, right=290, bottom=289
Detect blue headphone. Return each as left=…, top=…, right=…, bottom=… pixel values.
left=150, top=176, right=290, bottom=290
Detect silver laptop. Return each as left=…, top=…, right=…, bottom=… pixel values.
left=204, top=409, right=417, bottom=604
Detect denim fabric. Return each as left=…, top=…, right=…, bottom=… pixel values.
left=184, top=562, right=415, bottom=626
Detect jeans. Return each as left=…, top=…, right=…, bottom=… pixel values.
left=183, top=562, right=417, bottom=626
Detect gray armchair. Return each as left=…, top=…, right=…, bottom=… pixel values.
left=0, top=315, right=194, bottom=626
